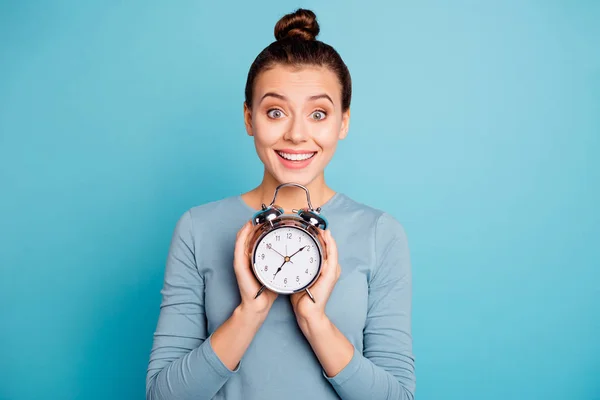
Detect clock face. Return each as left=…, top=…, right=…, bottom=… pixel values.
left=252, top=226, right=322, bottom=293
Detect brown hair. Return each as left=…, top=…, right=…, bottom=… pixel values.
left=244, top=8, right=352, bottom=112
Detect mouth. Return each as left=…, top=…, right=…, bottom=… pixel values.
left=275, top=150, right=317, bottom=161
left=275, top=150, right=317, bottom=170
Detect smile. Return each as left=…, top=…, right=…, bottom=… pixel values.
left=275, top=151, right=317, bottom=161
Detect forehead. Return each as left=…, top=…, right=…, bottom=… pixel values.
left=254, top=64, right=341, bottom=103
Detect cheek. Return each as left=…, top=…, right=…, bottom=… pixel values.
left=253, top=121, right=281, bottom=148
left=313, top=122, right=340, bottom=150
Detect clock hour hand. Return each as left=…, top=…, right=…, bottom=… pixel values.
left=272, top=259, right=287, bottom=278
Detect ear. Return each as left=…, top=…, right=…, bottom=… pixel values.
left=243, top=102, right=254, bottom=137
left=338, top=108, right=350, bottom=140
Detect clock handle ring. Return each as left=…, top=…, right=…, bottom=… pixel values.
left=266, top=183, right=317, bottom=212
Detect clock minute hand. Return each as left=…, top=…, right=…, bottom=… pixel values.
left=273, top=245, right=305, bottom=279
left=288, top=245, right=308, bottom=260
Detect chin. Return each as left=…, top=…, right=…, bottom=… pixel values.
left=271, top=169, right=318, bottom=187
left=260, top=150, right=326, bottom=187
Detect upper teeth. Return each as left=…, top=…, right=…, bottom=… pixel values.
left=277, top=151, right=315, bottom=161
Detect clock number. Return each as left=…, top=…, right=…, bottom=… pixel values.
left=284, top=278, right=287, bottom=284
left=275, top=235, right=280, bottom=241
left=310, top=257, right=313, bottom=263
left=305, top=268, right=309, bottom=274
left=296, top=276, right=299, bottom=282
left=287, top=232, right=292, bottom=239
left=261, top=254, right=265, bottom=260
left=298, top=236, right=302, bottom=242
left=266, top=243, right=272, bottom=249
left=264, top=265, right=268, bottom=271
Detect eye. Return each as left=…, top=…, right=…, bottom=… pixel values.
left=311, top=110, right=327, bottom=121
left=267, top=108, right=285, bottom=119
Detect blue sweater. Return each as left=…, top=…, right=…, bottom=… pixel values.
left=146, top=193, right=415, bottom=399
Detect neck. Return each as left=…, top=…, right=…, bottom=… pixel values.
left=242, top=169, right=336, bottom=213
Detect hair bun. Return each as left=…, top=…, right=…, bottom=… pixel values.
left=274, top=8, right=320, bottom=41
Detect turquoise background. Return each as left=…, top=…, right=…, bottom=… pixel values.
left=1, top=1, right=598, bottom=399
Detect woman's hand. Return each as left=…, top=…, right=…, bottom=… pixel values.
left=209, top=221, right=278, bottom=372
left=290, top=229, right=340, bottom=330
left=233, top=221, right=278, bottom=318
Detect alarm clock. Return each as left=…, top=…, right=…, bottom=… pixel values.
left=245, top=182, right=328, bottom=303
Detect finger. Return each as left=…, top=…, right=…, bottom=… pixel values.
left=322, top=231, right=338, bottom=281
left=233, top=221, right=253, bottom=271
left=322, top=257, right=334, bottom=281
left=322, top=261, right=337, bottom=283
left=236, top=220, right=252, bottom=239
left=325, top=230, right=338, bottom=265
left=233, top=222, right=262, bottom=293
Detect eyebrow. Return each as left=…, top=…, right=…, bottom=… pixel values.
left=259, top=92, right=334, bottom=106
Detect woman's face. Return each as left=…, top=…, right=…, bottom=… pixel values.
left=244, top=64, right=350, bottom=186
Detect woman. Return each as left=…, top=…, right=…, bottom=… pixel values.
left=146, top=8, right=415, bottom=400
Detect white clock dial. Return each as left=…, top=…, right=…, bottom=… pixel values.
left=252, top=226, right=321, bottom=293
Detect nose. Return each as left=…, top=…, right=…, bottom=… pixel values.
left=283, top=115, right=308, bottom=143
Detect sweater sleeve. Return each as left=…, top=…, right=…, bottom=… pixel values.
left=324, top=212, right=416, bottom=399
left=146, top=210, right=239, bottom=400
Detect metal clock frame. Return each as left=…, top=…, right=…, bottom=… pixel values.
left=248, top=182, right=329, bottom=303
